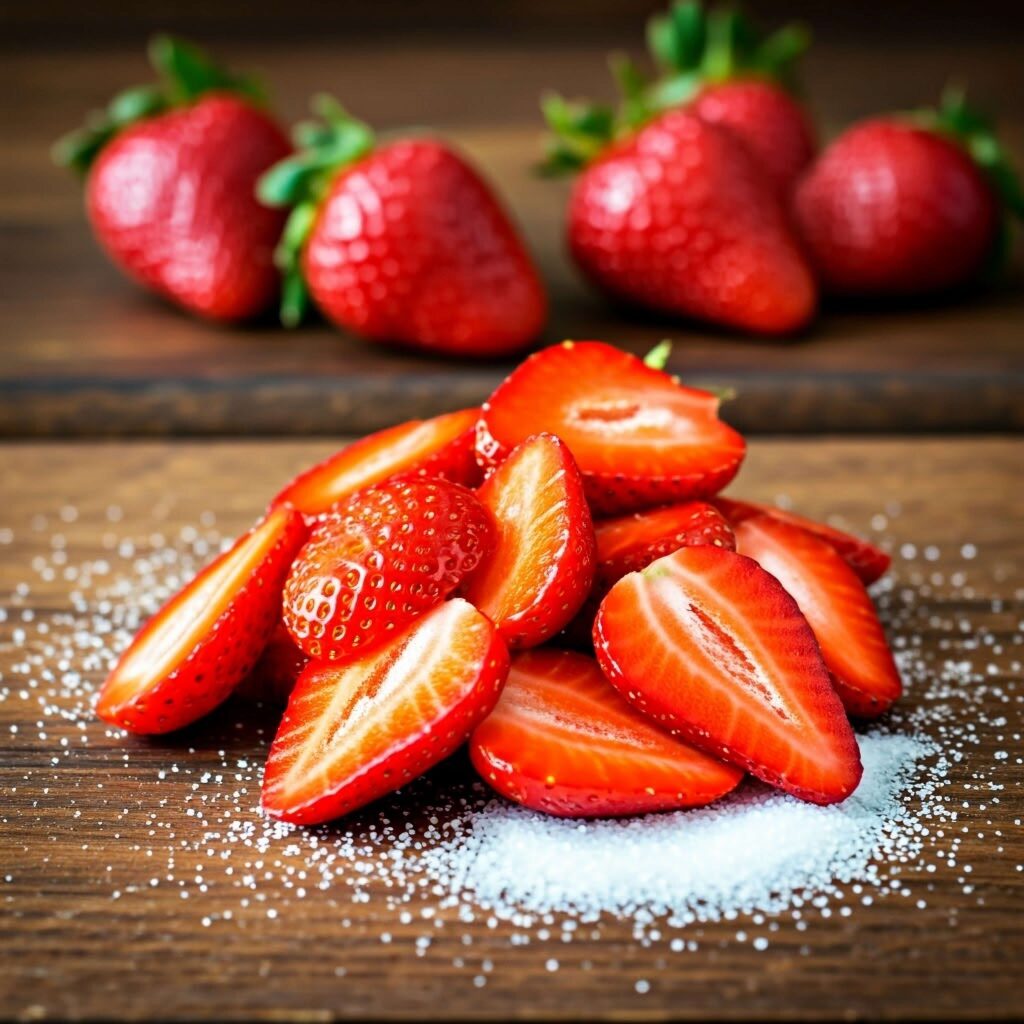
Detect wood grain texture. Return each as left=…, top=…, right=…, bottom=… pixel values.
left=0, top=437, right=1021, bottom=1021
left=1, top=39, right=1022, bottom=436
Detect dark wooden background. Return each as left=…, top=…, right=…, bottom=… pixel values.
left=1, top=1, right=1022, bottom=436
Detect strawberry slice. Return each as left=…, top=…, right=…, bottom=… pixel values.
left=283, top=478, right=493, bottom=663
left=96, top=506, right=308, bottom=734
left=235, top=622, right=310, bottom=706
left=593, top=545, right=862, bottom=805
left=595, top=500, right=735, bottom=591
left=272, top=408, right=481, bottom=516
left=461, top=434, right=596, bottom=648
left=470, top=649, right=743, bottom=818
left=262, top=599, right=510, bottom=824
left=714, top=496, right=891, bottom=584
left=733, top=514, right=902, bottom=718
left=477, top=341, right=746, bottom=515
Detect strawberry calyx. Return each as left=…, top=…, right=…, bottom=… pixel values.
left=917, top=87, right=1024, bottom=269
left=542, top=1, right=810, bottom=172
left=52, top=35, right=266, bottom=175
left=256, top=96, right=376, bottom=327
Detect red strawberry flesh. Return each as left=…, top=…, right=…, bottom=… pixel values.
left=478, top=341, right=746, bottom=516
left=462, top=433, right=596, bottom=648
left=733, top=514, right=902, bottom=718
left=96, top=506, right=308, bottom=734
left=470, top=649, right=743, bottom=818
left=262, top=598, right=510, bottom=824
left=593, top=545, right=862, bottom=805
left=714, top=496, right=891, bottom=584
left=273, top=408, right=481, bottom=516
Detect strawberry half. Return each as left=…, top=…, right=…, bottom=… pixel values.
left=477, top=341, right=746, bottom=515
left=96, top=506, right=308, bottom=734
left=595, top=500, right=735, bottom=591
left=461, top=434, right=596, bottom=648
left=470, top=649, right=743, bottom=818
left=593, top=545, right=862, bottom=805
left=713, top=496, right=891, bottom=584
left=272, top=408, right=481, bottom=516
left=262, top=599, right=510, bottom=824
left=733, top=514, right=902, bottom=719
left=283, top=479, right=493, bottom=662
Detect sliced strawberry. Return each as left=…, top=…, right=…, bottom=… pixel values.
left=96, top=506, right=308, bottom=734
left=595, top=501, right=735, bottom=591
left=283, top=478, right=493, bottom=663
left=461, top=434, right=595, bottom=648
left=714, top=496, right=891, bottom=584
left=733, top=514, right=902, bottom=718
left=470, top=649, right=743, bottom=818
left=272, top=408, right=481, bottom=516
left=235, top=622, right=310, bottom=706
left=593, top=546, right=862, bottom=805
left=477, top=343, right=745, bottom=516
left=262, top=598, right=510, bottom=824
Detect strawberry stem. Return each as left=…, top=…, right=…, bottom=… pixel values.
left=53, top=35, right=268, bottom=175
left=257, top=96, right=376, bottom=327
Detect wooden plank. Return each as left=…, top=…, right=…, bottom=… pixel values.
left=0, top=437, right=1021, bottom=1020
left=1, top=39, right=1023, bottom=436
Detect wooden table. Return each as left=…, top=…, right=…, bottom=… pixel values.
left=1, top=436, right=1021, bottom=1020
left=2, top=39, right=1023, bottom=437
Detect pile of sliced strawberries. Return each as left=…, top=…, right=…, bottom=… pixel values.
left=97, top=340, right=900, bottom=823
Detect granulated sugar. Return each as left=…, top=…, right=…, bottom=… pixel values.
left=419, top=732, right=942, bottom=924
left=1, top=494, right=1021, bottom=973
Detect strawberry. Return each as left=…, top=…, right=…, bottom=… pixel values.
left=713, top=496, right=890, bottom=585
left=235, top=622, right=310, bottom=706
left=593, top=545, right=862, bottom=804
left=641, top=1, right=816, bottom=199
left=96, top=506, right=308, bottom=734
left=54, top=36, right=291, bottom=322
left=541, top=3, right=817, bottom=335
left=282, top=479, right=493, bottom=662
left=794, top=90, right=1023, bottom=296
left=258, top=96, right=546, bottom=356
left=461, top=434, right=595, bottom=648
left=594, top=499, right=734, bottom=591
left=470, top=649, right=743, bottom=818
left=262, top=599, right=509, bottom=824
left=272, top=408, right=482, bottom=516
left=477, top=341, right=746, bottom=515
left=733, top=514, right=902, bottom=719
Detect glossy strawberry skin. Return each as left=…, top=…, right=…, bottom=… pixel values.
left=477, top=341, right=746, bottom=516
left=87, top=94, right=291, bottom=321
left=304, top=139, right=546, bottom=356
left=272, top=409, right=482, bottom=516
left=713, top=496, right=891, bottom=585
left=793, top=119, right=999, bottom=296
left=462, top=434, right=596, bottom=648
left=470, top=649, right=743, bottom=818
left=733, top=514, right=902, bottom=718
left=282, top=479, right=493, bottom=663
left=567, top=109, right=816, bottom=335
left=593, top=545, right=862, bottom=805
left=96, top=507, right=308, bottom=734
left=263, top=599, right=510, bottom=825
left=692, top=80, right=816, bottom=201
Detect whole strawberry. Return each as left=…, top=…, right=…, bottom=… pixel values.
left=258, top=97, right=546, bottom=356
left=282, top=478, right=494, bottom=663
left=794, top=91, right=1023, bottom=296
left=54, top=36, right=291, bottom=322
left=639, top=1, right=816, bottom=199
left=544, top=102, right=816, bottom=334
